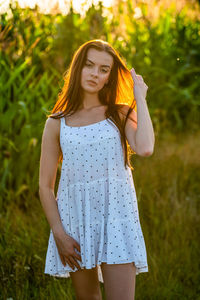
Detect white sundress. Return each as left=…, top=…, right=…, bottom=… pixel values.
left=44, top=116, right=149, bottom=283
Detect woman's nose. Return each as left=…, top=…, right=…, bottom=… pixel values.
left=91, top=68, right=98, bottom=76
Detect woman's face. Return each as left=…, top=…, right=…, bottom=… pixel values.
left=80, top=48, right=114, bottom=93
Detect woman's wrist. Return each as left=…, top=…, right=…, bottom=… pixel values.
left=52, top=224, right=66, bottom=238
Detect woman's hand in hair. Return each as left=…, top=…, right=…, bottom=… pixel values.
left=130, top=68, right=148, bottom=101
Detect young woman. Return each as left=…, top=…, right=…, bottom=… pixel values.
left=39, top=39, right=154, bottom=300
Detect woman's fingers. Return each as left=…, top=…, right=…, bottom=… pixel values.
left=130, top=67, right=137, bottom=76
left=68, top=256, right=82, bottom=270
left=57, top=237, right=82, bottom=270
left=74, top=252, right=82, bottom=262
left=65, top=257, right=74, bottom=269
left=137, top=74, right=143, bottom=80
left=60, top=255, right=66, bottom=266
left=74, top=240, right=81, bottom=253
left=130, top=68, right=141, bottom=83
left=61, top=253, right=82, bottom=270
left=59, top=252, right=73, bottom=269
left=131, top=68, right=144, bottom=81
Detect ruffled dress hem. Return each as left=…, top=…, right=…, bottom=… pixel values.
left=44, top=260, right=148, bottom=283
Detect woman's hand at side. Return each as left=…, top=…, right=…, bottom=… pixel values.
left=53, top=230, right=82, bottom=270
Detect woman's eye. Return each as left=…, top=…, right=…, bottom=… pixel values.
left=85, top=63, right=107, bottom=73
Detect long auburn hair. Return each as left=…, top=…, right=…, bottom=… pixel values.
left=48, top=39, right=137, bottom=169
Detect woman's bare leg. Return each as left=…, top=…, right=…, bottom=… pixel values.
left=100, top=262, right=136, bottom=300
left=69, top=265, right=102, bottom=300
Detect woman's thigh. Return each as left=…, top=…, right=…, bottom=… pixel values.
left=69, top=266, right=102, bottom=300
left=100, top=262, right=136, bottom=300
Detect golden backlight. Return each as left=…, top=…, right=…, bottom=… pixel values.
left=0, top=0, right=115, bottom=15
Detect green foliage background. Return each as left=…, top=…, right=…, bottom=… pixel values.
left=0, top=0, right=200, bottom=299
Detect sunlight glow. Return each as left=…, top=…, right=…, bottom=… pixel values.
left=0, top=0, right=115, bottom=15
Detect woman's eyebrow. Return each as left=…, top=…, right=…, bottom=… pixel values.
left=86, top=59, right=111, bottom=68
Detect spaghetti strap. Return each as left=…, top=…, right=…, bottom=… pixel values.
left=60, top=116, right=65, bottom=124
left=60, top=116, right=66, bottom=129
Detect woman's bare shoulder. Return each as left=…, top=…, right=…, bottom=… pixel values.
left=45, top=116, right=60, bottom=126
left=43, top=116, right=61, bottom=139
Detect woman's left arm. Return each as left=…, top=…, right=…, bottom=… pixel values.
left=130, top=67, right=155, bottom=156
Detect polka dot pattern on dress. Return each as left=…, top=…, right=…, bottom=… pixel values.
left=44, top=117, right=148, bottom=283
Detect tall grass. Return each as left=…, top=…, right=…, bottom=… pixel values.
left=0, top=0, right=200, bottom=298
left=1, top=130, right=199, bottom=299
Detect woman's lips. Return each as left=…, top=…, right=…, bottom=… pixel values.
left=87, top=80, right=97, bottom=85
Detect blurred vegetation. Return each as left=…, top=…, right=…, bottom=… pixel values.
left=0, top=0, right=200, bottom=299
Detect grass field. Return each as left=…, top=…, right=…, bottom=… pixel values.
left=1, top=129, right=199, bottom=299
left=1, top=0, right=200, bottom=298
